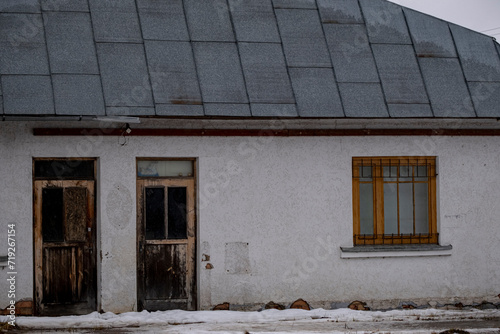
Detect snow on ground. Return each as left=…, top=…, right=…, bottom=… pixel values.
left=1, top=308, right=499, bottom=331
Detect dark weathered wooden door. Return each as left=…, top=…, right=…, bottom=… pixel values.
left=34, top=180, right=96, bottom=315
left=137, top=179, right=196, bottom=311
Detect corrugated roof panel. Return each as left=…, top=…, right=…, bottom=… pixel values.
left=372, top=44, right=429, bottom=104
left=137, top=0, right=189, bottom=41
left=89, top=0, right=142, bottom=43
left=359, top=0, right=411, bottom=44
left=0, top=0, right=40, bottom=13
left=338, top=83, right=388, bottom=117
left=251, top=103, right=298, bottom=117
left=387, top=104, right=433, bottom=118
left=156, top=104, right=205, bottom=116
left=52, top=75, right=105, bottom=115
left=289, top=67, right=343, bottom=117
left=450, top=24, right=500, bottom=82
left=106, top=107, right=155, bottom=116
left=184, top=0, right=235, bottom=42
left=419, top=58, right=475, bottom=117
left=97, top=43, right=154, bottom=107
left=239, top=42, right=295, bottom=104
left=0, top=14, right=49, bottom=75
left=145, top=41, right=201, bottom=105
left=192, top=42, right=248, bottom=103
left=275, top=9, right=331, bottom=67
left=469, top=82, right=500, bottom=117
left=324, top=24, right=379, bottom=83
left=229, top=0, right=280, bottom=43
left=317, top=0, right=363, bottom=24
left=44, top=12, right=98, bottom=74
left=41, top=0, right=89, bottom=12
left=2, top=75, right=54, bottom=114
left=204, top=103, right=251, bottom=116
left=272, top=0, right=316, bottom=9
left=403, top=8, right=456, bottom=58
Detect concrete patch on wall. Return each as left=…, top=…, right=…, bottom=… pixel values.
left=100, top=235, right=137, bottom=313
left=105, top=183, right=133, bottom=230
left=225, top=242, right=250, bottom=274
left=200, top=241, right=212, bottom=308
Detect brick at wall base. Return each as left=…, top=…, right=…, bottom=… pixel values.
left=0, top=299, right=33, bottom=316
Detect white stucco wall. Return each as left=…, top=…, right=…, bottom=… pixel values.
left=1, top=121, right=499, bottom=312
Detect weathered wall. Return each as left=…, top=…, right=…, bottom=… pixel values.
left=1, top=122, right=499, bottom=313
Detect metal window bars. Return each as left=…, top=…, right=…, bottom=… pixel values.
left=353, top=233, right=439, bottom=245
left=353, top=158, right=436, bottom=179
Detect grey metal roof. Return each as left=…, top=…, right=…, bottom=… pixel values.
left=1, top=0, right=500, bottom=119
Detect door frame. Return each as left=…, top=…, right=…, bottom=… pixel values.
left=32, top=158, right=97, bottom=316
left=136, top=158, right=197, bottom=311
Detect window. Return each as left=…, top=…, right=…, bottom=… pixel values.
left=137, top=159, right=193, bottom=178
left=352, top=157, right=437, bottom=245
left=34, top=159, right=95, bottom=180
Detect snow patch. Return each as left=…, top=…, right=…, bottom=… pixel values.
left=0, top=308, right=498, bottom=330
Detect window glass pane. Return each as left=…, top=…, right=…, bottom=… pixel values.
left=414, top=165, right=428, bottom=181
left=414, top=183, right=429, bottom=234
left=399, top=183, right=414, bottom=234
left=145, top=187, right=166, bottom=240
left=416, top=165, right=428, bottom=177
left=168, top=187, right=187, bottom=239
left=359, top=183, right=374, bottom=235
left=399, top=165, right=411, bottom=178
left=42, top=188, right=64, bottom=242
left=138, top=160, right=193, bottom=177
left=383, top=183, right=398, bottom=234
left=383, top=166, right=397, bottom=181
left=35, top=160, right=94, bottom=179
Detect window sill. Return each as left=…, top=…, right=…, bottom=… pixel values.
left=340, top=244, right=452, bottom=259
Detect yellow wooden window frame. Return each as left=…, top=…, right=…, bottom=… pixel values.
left=352, top=157, right=438, bottom=245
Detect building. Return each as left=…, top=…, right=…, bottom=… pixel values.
left=1, top=0, right=500, bottom=315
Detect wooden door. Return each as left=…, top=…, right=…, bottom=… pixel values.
left=34, top=180, right=96, bottom=315
left=137, top=178, right=196, bottom=311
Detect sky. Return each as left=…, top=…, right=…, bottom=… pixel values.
left=388, top=0, right=500, bottom=39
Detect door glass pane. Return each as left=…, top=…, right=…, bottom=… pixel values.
left=383, top=183, right=398, bottom=234
left=399, top=183, right=414, bottom=234
left=359, top=183, right=374, bottom=235
left=64, top=188, right=88, bottom=242
left=145, top=187, right=166, bottom=240
left=138, top=160, right=193, bottom=177
left=42, top=188, right=64, bottom=242
left=414, top=183, right=429, bottom=234
left=168, top=187, right=187, bottom=239
left=35, top=160, right=94, bottom=180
